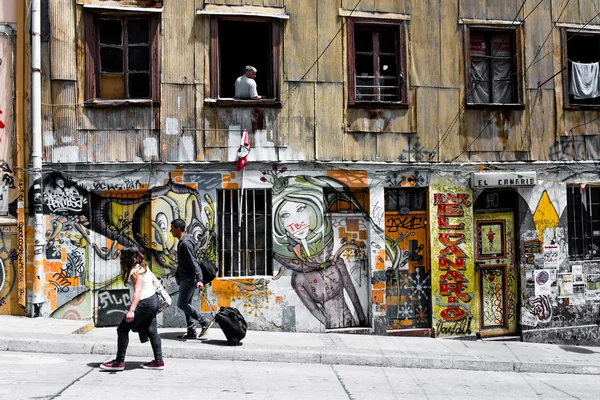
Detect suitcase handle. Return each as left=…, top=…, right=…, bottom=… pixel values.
left=200, top=286, right=218, bottom=319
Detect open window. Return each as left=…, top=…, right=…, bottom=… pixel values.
left=209, top=18, right=281, bottom=105
left=563, top=30, right=600, bottom=108
left=85, top=10, right=160, bottom=104
left=347, top=18, right=407, bottom=106
left=465, top=26, right=523, bottom=107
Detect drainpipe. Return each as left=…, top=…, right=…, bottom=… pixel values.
left=30, top=0, right=46, bottom=315
left=15, top=0, right=27, bottom=308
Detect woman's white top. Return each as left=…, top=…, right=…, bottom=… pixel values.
left=128, top=266, right=155, bottom=301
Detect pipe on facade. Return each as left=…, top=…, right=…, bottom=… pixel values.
left=30, top=0, right=46, bottom=315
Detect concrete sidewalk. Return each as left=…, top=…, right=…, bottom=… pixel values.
left=1, top=315, right=599, bottom=375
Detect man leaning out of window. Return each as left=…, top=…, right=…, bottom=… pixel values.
left=234, top=65, right=261, bottom=100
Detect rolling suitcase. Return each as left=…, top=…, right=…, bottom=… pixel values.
left=214, top=307, right=247, bottom=345
left=204, top=293, right=247, bottom=345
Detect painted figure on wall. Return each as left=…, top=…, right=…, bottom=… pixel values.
left=38, top=172, right=217, bottom=318
left=268, top=172, right=367, bottom=329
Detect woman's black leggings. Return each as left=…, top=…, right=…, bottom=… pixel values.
left=116, top=294, right=162, bottom=362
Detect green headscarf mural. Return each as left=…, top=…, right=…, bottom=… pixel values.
left=266, top=171, right=367, bottom=329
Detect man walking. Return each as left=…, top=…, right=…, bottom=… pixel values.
left=170, top=219, right=213, bottom=338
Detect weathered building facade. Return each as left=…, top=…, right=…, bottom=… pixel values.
left=4, top=0, right=600, bottom=345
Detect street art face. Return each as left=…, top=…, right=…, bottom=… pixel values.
left=269, top=173, right=368, bottom=329
left=38, top=172, right=216, bottom=318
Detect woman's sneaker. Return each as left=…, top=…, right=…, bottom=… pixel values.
left=142, top=360, right=165, bottom=370
left=100, top=360, right=125, bottom=371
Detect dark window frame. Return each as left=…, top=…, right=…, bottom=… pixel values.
left=84, top=10, right=160, bottom=105
left=562, top=28, right=600, bottom=109
left=217, top=188, right=273, bottom=277
left=465, top=25, right=524, bottom=109
left=384, top=188, right=427, bottom=213
left=567, top=184, right=600, bottom=260
left=209, top=16, right=281, bottom=107
left=347, top=18, right=408, bottom=107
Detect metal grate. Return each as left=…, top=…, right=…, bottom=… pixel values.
left=568, top=185, right=600, bottom=260
left=217, top=189, right=272, bottom=277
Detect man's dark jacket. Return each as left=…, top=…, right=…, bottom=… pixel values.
left=175, top=234, right=203, bottom=282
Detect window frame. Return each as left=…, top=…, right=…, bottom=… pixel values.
left=464, top=24, right=524, bottom=109
left=209, top=16, right=281, bottom=107
left=84, top=10, right=160, bottom=105
left=561, top=28, right=600, bottom=109
left=216, top=188, right=273, bottom=277
left=347, top=18, right=408, bottom=107
left=567, top=184, right=600, bottom=261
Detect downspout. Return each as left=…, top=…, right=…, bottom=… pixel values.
left=15, top=0, right=27, bottom=308
left=30, top=0, right=46, bottom=315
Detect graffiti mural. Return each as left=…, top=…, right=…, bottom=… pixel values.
left=267, top=169, right=369, bottom=329
left=430, top=178, right=477, bottom=337
left=0, top=226, right=20, bottom=314
left=384, top=187, right=431, bottom=330
left=533, top=190, right=559, bottom=246
left=37, top=172, right=217, bottom=321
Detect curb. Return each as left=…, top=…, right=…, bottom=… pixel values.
left=2, top=335, right=600, bottom=375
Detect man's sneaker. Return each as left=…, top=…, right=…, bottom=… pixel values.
left=197, top=320, right=214, bottom=338
left=183, top=329, right=198, bottom=339
left=100, top=360, right=125, bottom=371
left=142, top=360, right=165, bottom=370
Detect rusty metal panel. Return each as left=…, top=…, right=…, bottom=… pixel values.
left=441, top=0, right=461, bottom=88
left=552, top=0, right=579, bottom=23
left=346, top=108, right=413, bottom=134
left=50, top=0, right=77, bottom=80
left=528, top=88, right=553, bottom=160
left=49, top=80, right=79, bottom=160
left=79, top=106, right=157, bottom=131
left=86, top=129, right=160, bottom=162
left=204, top=0, right=284, bottom=6
left=161, top=84, right=197, bottom=162
left=281, top=82, right=315, bottom=161
left=315, top=83, right=344, bottom=161
left=579, top=0, right=600, bottom=25
left=343, top=131, right=376, bottom=161
left=41, top=43, right=54, bottom=140
left=163, top=0, right=195, bottom=84
left=342, top=0, right=375, bottom=12
left=284, top=0, right=318, bottom=82
left=459, top=0, right=486, bottom=19
left=486, top=0, right=520, bottom=21
left=524, top=0, right=553, bottom=91
left=317, top=0, right=343, bottom=83
left=412, top=0, right=441, bottom=88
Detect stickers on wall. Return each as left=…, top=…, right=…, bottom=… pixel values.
left=534, top=269, right=556, bottom=297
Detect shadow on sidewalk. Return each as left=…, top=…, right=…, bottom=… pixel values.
left=159, top=331, right=240, bottom=346
left=559, top=345, right=598, bottom=354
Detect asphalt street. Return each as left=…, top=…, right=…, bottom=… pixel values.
left=1, top=351, right=598, bottom=400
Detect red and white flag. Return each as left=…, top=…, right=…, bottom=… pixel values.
left=235, top=129, right=250, bottom=171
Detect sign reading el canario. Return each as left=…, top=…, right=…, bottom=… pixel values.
left=429, top=177, right=477, bottom=337
left=471, top=172, right=536, bottom=188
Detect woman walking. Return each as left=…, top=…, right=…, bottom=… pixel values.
left=100, top=248, right=164, bottom=371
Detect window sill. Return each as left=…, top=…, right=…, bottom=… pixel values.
left=564, top=104, right=600, bottom=110
left=84, top=99, right=159, bottom=107
left=205, top=98, right=282, bottom=108
left=465, top=103, right=525, bottom=110
left=348, top=101, right=409, bottom=109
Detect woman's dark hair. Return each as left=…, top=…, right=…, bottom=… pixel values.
left=120, top=248, right=148, bottom=286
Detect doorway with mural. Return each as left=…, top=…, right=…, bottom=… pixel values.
left=474, top=211, right=518, bottom=337
left=384, top=188, right=431, bottom=334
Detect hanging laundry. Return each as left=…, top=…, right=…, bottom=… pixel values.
left=570, top=61, right=600, bottom=99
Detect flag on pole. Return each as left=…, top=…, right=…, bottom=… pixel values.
left=235, top=129, right=250, bottom=171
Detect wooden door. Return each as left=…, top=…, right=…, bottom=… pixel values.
left=474, top=212, right=518, bottom=337
left=385, top=210, right=431, bottom=331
